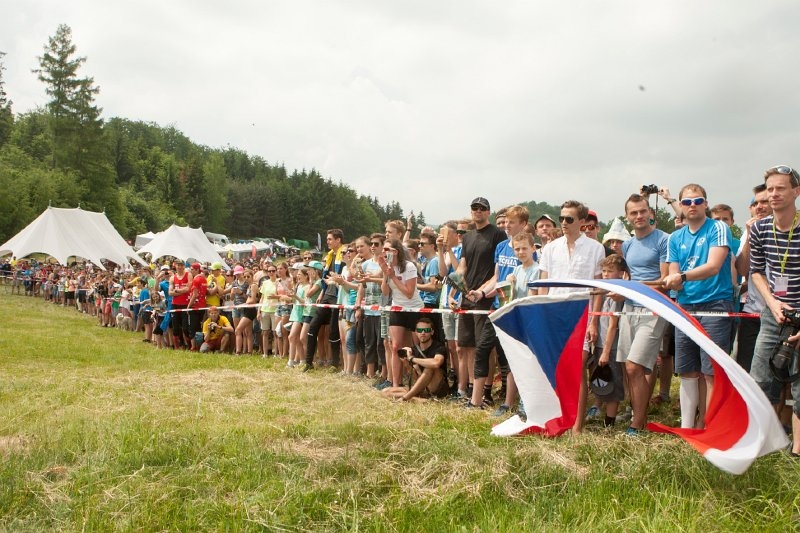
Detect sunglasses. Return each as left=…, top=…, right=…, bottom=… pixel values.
left=582, top=224, right=597, bottom=231
left=680, top=197, right=706, bottom=206
left=415, top=327, right=432, bottom=333
left=558, top=216, right=575, bottom=224
left=456, top=229, right=467, bottom=235
left=471, top=205, right=489, bottom=211
left=369, top=242, right=382, bottom=247
left=768, top=165, right=800, bottom=186
left=346, top=249, right=355, bottom=253
left=267, top=269, right=277, bottom=273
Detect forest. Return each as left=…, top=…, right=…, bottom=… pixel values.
left=0, top=25, right=682, bottom=249
left=0, top=25, right=414, bottom=246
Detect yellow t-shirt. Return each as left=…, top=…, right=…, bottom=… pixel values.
left=205, top=274, right=226, bottom=307
left=202, top=315, right=231, bottom=342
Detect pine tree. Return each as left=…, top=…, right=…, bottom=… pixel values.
left=0, top=51, right=13, bottom=146
left=34, top=24, right=115, bottom=212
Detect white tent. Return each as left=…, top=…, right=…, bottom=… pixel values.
left=222, top=241, right=268, bottom=260
left=137, top=224, right=227, bottom=267
left=134, top=231, right=157, bottom=249
left=0, top=207, right=146, bottom=270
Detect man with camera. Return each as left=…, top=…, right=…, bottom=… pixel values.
left=381, top=317, right=449, bottom=401
left=748, top=165, right=800, bottom=457
left=200, top=306, right=234, bottom=353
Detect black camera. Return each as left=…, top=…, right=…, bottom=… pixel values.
left=641, top=184, right=659, bottom=195
left=397, top=347, right=411, bottom=359
left=210, top=322, right=218, bottom=331
left=769, top=308, right=800, bottom=383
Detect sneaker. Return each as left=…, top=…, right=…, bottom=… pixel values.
left=286, top=360, right=295, bottom=368
left=492, top=404, right=511, bottom=417
left=464, top=401, right=484, bottom=410
left=448, top=391, right=468, bottom=403
left=586, top=406, right=600, bottom=420
left=625, top=426, right=643, bottom=437
left=301, top=364, right=313, bottom=373
left=375, top=380, right=392, bottom=391
left=517, top=402, right=527, bottom=422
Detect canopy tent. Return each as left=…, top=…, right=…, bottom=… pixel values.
left=134, top=231, right=157, bottom=249
left=137, top=224, right=228, bottom=268
left=0, top=207, right=145, bottom=270
left=222, top=241, right=269, bottom=260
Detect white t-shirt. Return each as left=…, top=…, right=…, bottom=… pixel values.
left=539, top=234, right=604, bottom=294
left=388, top=261, right=424, bottom=308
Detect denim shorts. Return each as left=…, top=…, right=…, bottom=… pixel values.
left=674, top=299, right=734, bottom=376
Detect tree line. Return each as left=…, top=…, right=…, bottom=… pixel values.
left=0, top=25, right=415, bottom=247
left=1, top=24, right=686, bottom=251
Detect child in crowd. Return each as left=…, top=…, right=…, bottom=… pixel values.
left=151, top=291, right=168, bottom=349
left=506, top=232, right=540, bottom=300
left=588, top=254, right=628, bottom=427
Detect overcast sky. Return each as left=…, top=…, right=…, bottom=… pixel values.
left=2, top=1, right=799, bottom=226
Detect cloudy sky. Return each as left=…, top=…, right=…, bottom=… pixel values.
left=2, top=1, right=799, bottom=225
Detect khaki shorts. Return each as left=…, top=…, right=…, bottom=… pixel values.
left=616, top=303, right=667, bottom=371
left=259, top=312, right=274, bottom=332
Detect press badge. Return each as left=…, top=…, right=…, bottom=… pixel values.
left=774, top=276, right=789, bottom=296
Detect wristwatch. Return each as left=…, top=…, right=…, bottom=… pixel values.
left=680, top=272, right=688, bottom=283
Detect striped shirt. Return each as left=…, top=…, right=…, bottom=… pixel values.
left=749, top=214, right=800, bottom=306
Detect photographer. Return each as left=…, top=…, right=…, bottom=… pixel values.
left=381, top=317, right=449, bottom=402
left=748, top=165, right=800, bottom=457
left=200, top=306, right=234, bottom=353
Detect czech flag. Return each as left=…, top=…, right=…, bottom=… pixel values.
left=490, top=292, right=590, bottom=437
left=493, top=279, right=789, bottom=475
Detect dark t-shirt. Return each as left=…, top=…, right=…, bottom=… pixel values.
left=413, top=339, right=448, bottom=362
left=461, top=224, right=507, bottom=308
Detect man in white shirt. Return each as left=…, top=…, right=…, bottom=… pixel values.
left=536, top=200, right=605, bottom=433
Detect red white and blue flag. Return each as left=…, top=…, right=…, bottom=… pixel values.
left=490, top=292, right=589, bottom=438
left=491, top=279, right=789, bottom=475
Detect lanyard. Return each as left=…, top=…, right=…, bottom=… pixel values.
left=773, top=211, right=799, bottom=274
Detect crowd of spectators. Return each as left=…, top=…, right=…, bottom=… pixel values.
left=2, top=169, right=799, bottom=456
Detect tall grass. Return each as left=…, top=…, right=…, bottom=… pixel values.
left=0, top=291, right=798, bottom=531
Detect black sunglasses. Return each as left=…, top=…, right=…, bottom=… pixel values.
left=369, top=242, right=381, bottom=247
left=471, top=205, right=489, bottom=211
left=456, top=229, right=467, bottom=235
left=558, top=216, right=575, bottom=224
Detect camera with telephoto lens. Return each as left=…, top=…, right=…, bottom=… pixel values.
left=770, top=308, right=800, bottom=383
left=396, top=347, right=411, bottom=359
left=641, top=184, right=659, bottom=195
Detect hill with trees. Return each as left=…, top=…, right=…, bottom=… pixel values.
left=0, top=25, right=411, bottom=246
left=1, top=25, right=692, bottom=249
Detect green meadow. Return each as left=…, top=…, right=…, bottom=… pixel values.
left=0, top=292, right=798, bottom=531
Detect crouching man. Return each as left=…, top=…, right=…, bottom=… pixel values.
left=382, top=317, right=449, bottom=401
left=200, top=306, right=234, bottom=353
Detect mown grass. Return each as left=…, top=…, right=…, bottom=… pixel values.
left=0, top=291, right=798, bottom=531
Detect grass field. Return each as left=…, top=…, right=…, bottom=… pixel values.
left=0, top=291, right=798, bottom=531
